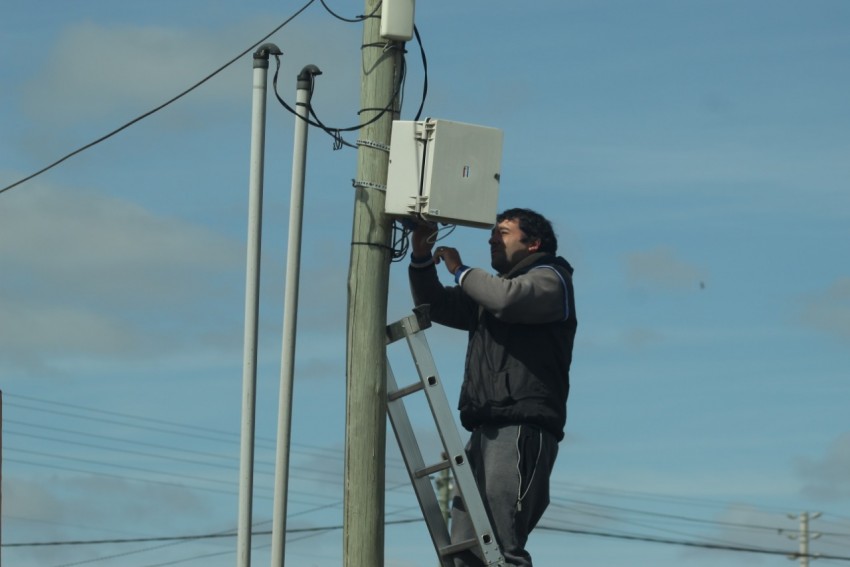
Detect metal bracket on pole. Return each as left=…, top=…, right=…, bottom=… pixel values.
left=356, top=139, right=392, bottom=153
left=351, top=178, right=388, bottom=192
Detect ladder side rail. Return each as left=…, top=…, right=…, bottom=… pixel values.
left=386, top=361, right=455, bottom=567
left=403, top=326, right=505, bottom=566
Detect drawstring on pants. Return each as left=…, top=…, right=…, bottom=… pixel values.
left=515, top=425, right=543, bottom=512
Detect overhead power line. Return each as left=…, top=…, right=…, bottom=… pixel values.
left=0, top=0, right=317, bottom=197
left=0, top=0, right=424, bottom=198
left=9, top=392, right=850, bottom=564
left=2, top=518, right=422, bottom=548
left=553, top=496, right=801, bottom=534
left=536, top=525, right=850, bottom=562
left=9, top=520, right=850, bottom=563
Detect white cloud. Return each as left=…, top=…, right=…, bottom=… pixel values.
left=3, top=474, right=211, bottom=566
left=624, top=246, right=706, bottom=291
left=620, top=327, right=665, bottom=349
left=20, top=17, right=360, bottom=127
left=22, top=21, right=242, bottom=125
left=796, top=432, right=850, bottom=501
left=0, top=181, right=243, bottom=371
left=798, top=277, right=850, bottom=342
left=0, top=181, right=241, bottom=302
left=0, top=297, right=143, bottom=370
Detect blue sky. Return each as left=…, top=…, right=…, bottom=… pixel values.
left=2, top=1, right=849, bottom=566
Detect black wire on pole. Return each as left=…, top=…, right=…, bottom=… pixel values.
left=269, top=43, right=407, bottom=149
left=412, top=24, right=427, bottom=121
left=319, top=0, right=382, bottom=23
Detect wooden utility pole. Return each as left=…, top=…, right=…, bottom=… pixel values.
left=343, top=1, right=402, bottom=566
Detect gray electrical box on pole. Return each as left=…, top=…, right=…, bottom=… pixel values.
left=343, top=1, right=404, bottom=565
left=385, top=119, right=503, bottom=229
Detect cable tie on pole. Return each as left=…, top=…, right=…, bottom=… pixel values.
left=351, top=179, right=387, bottom=192
left=351, top=241, right=394, bottom=253
left=356, top=139, right=391, bottom=153
left=357, top=106, right=399, bottom=116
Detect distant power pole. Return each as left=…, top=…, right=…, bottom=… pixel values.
left=343, top=1, right=403, bottom=566
left=787, top=511, right=821, bottom=567
left=1, top=390, right=4, bottom=567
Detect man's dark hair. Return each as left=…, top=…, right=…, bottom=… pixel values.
left=497, top=208, right=558, bottom=255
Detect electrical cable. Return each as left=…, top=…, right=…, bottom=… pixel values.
left=3, top=457, right=243, bottom=498
left=390, top=221, right=411, bottom=261
left=269, top=6, right=430, bottom=262
left=24, top=391, right=848, bottom=563
left=4, top=445, right=350, bottom=500
left=4, top=394, right=411, bottom=473
left=550, top=496, right=802, bottom=534
left=4, top=419, right=250, bottom=467
left=535, top=524, right=850, bottom=562
left=5, top=428, right=246, bottom=474
left=548, top=482, right=850, bottom=538
left=412, top=24, right=428, bottom=121
left=1, top=3, right=429, bottom=268
left=12, top=394, right=848, bottom=534
left=7, top=393, right=241, bottom=440
left=551, top=478, right=801, bottom=516
left=0, top=0, right=317, bottom=197
left=3, top=401, right=413, bottom=525
left=550, top=501, right=780, bottom=553
left=390, top=24, right=429, bottom=260
left=270, top=44, right=406, bottom=149
left=13, top=519, right=850, bottom=564
left=319, top=0, right=381, bottom=23
left=6, top=400, right=245, bottom=445
left=7, top=446, right=240, bottom=489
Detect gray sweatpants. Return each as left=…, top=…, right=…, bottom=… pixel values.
left=450, top=424, right=559, bottom=567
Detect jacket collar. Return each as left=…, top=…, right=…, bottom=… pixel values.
left=502, top=252, right=575, bottom=278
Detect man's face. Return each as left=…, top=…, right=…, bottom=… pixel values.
left=489, top=218, right=540, bottom=274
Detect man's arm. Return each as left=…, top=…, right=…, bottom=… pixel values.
left=409, top=260, right=478, bottom=331
left=459, top=266, right=570, bottom=325
left=408, top=223, right=477, bottom=330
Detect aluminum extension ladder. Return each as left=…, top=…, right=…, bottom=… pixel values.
left=385, top=307, right=505, bottom=566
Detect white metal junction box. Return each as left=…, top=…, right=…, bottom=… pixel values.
left=380, top=0, right=415, bottom=42
left=385, top=119, right=504, bottom=229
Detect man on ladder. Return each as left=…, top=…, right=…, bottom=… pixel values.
left=409, top=208, right=578, bottom=567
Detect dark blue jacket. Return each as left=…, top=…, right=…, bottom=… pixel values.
left=410, top=252, right=577, bottom=440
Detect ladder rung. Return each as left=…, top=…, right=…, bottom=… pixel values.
left=388, top=380, right=424, bottom=402
left=415, top=459, right=450, bottom=478
left=439, top=538, right=478, bottom=557
left=385, top=306, right=431, bottom=344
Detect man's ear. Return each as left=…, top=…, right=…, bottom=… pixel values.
left=527, top=239, right=541, bottom=253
